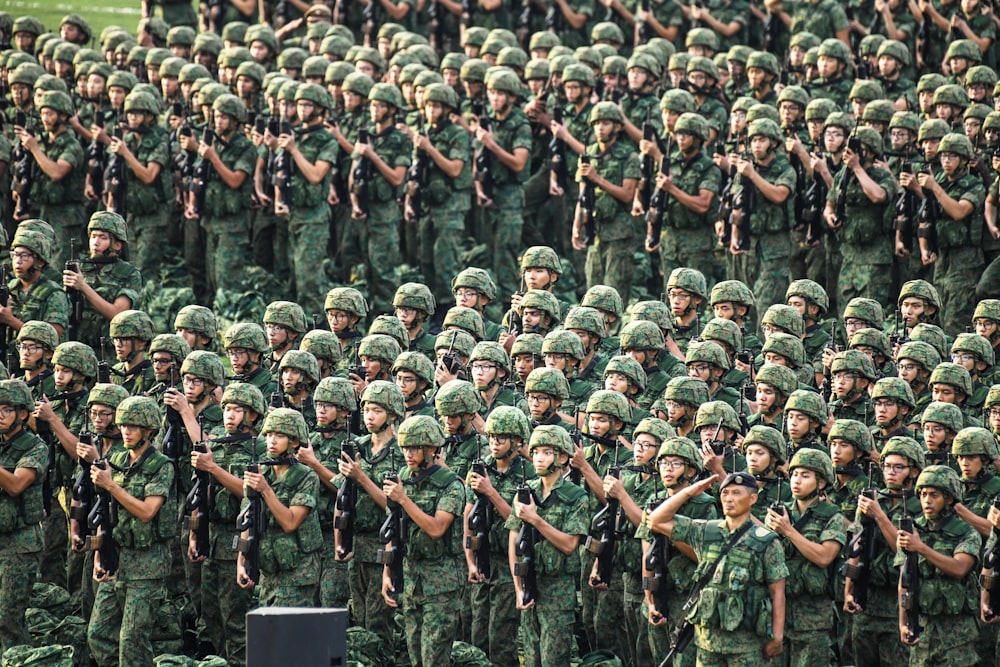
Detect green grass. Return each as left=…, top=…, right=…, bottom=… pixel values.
left=0, top=0, right=143, bottom=46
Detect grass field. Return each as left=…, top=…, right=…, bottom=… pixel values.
left=0, top=0, right=152, bottom=47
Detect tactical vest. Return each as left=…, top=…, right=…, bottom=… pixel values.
left=783, top=500, right=841, bottom=597
left=124, top=125, right=172, bottom=215
left=31, top=130, right=82, bottom=206
left=258, top=461, right=323, bottom=574
left=289, top=125, right=335, bottom=209
left=914, top=512, right=979, bottom=616
left=109, top=448, right=176, bottom=550
left=0, top=429, right=45, bottom=533
left=688, top=521, right=778, bottom=637
left=529, top=477, right=586, bottom=577
left=935, top=171, right=984, bottom=249
left=401, top=464, right=462, bottom=561
left=203, top=132, right=255, bottom=217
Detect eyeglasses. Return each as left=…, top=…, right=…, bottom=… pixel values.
left=471, top=363, right=498, bottom=372
left=667, top=290, right=692, bottom=300
left=454, top=288, right=479, bottom=299
left=0, top=407, right=16, bottom=418
left=151, top=357, right=174, bottom=367
left=326, top=311, right=350, bottom=321
left=488, top=434, right=513, bottom=445
left=951, top=353, right=976, bottom=363
left=658, top=460, right=686, bottom=470
left=16, top=343, right=42, bottom=354
left=182, top=375, right=205, bottom=387
left=897, top=362, right=919, bottom=372
left=526, top=394, right=551, bottom=404
left=264, top=323, right=286, bottom=332
left=882, top=463, right=910, bottom=473
left=89, top=409, right=114, bottom=420
left=872, top=398, right=898, bottom=408
left=687, top=363, right=711, bottom=374
left=8, top=251, right=33, bottom=261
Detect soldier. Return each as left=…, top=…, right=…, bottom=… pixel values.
left=648, top=468, right=787, bottom=666
left=523, top=367, right=574, bottom=430
left=87, top=395, right=175, bottom=667
left=506, top=426, right=588, bottom=667
left=786, top=279, right=832, bottom=385
left=277, top=349, right=320, bottom=430
left=392, top=283, right=437, bottom=361
left=685, top=340, right=744, bottom=412
left=663, top=376, right=710, bottom=440
left=871, top=377, right=918, bottom=449
left=465, top=406, right=535, bottom=666
left=563, top=306, right=610, bottom=389
left=541, top=330, right=592, bottom=413
left=263, top=300, right=307, bottom=375
left=452, top=268, right=503, bottom=342
left=570, top=101, right=639, bottom=303
left=236, top=408, right=322, bottom=606
left=694, top=400, right=748, bottom=479
left=920, top=402, right=964, bottom=469
left=15, top=320, right=57, bottom=399
left=324, top=287, right=368, bottom=373
left=897, top=341, right=941, bottom=419
left=602, top=354, right=650, bottom=428
left=107, top=310, right=156, bottom=395
left=391, top=352, right=436, bottom=418
left=2, top=223, right=70, bottom=338
left=354, top=334, right=403, bottom=398
left=709, top=280, right=761, bottom=356
left=850, top=328, right=897, bottom=381
left=14, top=90, right=83, bottom=265
left=950, top=333, right=994, bottom=413
left=299, top=330, right=343, bottom=381
left=631, top=300, right=687, bottom=375
left=972, top=300, right=1000, bottom=378
left=748, top=363, right=799, bottom=430
left=644, top=112, right=721, bottom=287
left=380, top=415, right=465, bottom=666
left=62, top=212, right=142, bottom=351
left=188, top=382, right=265, bottom=667
left=828, top=419, right=876, bottom=515
left=469, top=341, right=523, bottom=418
left=173, top=306, right=217, bottom=353
left=224, top=323, right=277, bottom=397
left=929, top=362, right=982, bottom=427
left=188, top=93, right=257, bottom=300
left=766, top=449, right=848, bottom=665
left=896, top=465, right=981, bottom=666
left=665, top=267, right=708, bottom=355
left=828, top=350, right=876, bottom=425
left=510, top=334, right=544, bottom=393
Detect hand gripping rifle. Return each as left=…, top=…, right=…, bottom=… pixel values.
left=982, top=495, right=1000, bottom=619
left=70, top=431, right=96, bottom=546
left=88, top=459, right=120, bottom=577
left=334, top=418, right=359, bottom=559
left=185, top=418, right=212, bottom=560
left=466, top=439, right=494, bottom=579
left=642, top=495, right=672, bottom=623
left=513, top=463, right=539, bottom=606
left=378, top=447, right=406, bottom=602
left=898, top=493, right=923, bottom=643
left=842, top=462, right=878, bottom=609
left=578, top=154, right=597, bottom=246
left=646, top=135, right=672, bottom=249
left=65, top=239, right=84, bottom=342
left=237, top=447, right=266, bottom=586
left=585, top=437, right=623, bottom=587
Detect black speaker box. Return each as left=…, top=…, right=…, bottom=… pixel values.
left=246, top=607, right=348, bottom=667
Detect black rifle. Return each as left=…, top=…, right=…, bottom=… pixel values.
left=889, top=308, right=910, bottom=349
left=638, top=110, right=656, bottom=213
left=161, top=368, right=183, bottom=459
left=895, top=162, right=918, bottom=253
left=70, top=432, right=96, bottom=546
left=87, top=114, right=107, bottom=201
left=474, top=104, right=494, bottom=202
left=513, top=481, right=539, bottom=606
left=190, top=121, right=215, bottom=218
left=578, top=154, right=597, bottom=245
left=97, top=338, right=112, bottom=384
left=65, top=239, right=84, bottom=342
left=0, top=263, right=10, bottom=365
left=405, top=119, right=429, bottom=223
left=585, top=438, right=623, bottom=587
left=786, top=124, right=808, bottom=228
left=728, top=144, right=754, bottom=251
left=637, top=0, right=653, bottom=43
left=642, top=497, right=672, bottom=622
left=549, top=107, right=569, bottom=193
left=334, top=424, right=359, bottom=559
left=185, top=429, right=212, bottom=560
left=898, top=493, right=923, bottom=643
left=429, top=0, right=446, bottom=52
left=466, top=441, right=493, bottom=579
left=645, top=136, right=672, bottom=249
left=982, top=495, right=1000, bottom=619
left=916, top=166, right=938, bottom=263
left=11, top=111, right=35, bottom=219
left=377, top=448, right=406, bottom=602
left=461, top=0, right=473, bottom=29
left=842, top=462, right=878, bottom=609
left=350, top=128, right=372, bottom=218
left=545, top=0, right=564, bottom=32
left=441, top=331, right=464, bottom=377
left=88, top=460, right=119, bottom=576
left=273, top=120, right=293, bottom=214
left=802, top=154, right=827, bottom=245
left=237, top=451, right=266, bottom=586
left=363, top=0, right=381, bottom=46
left=105, top=126, right=127, bottom=216
left=509, top=276, right=525, bottom=336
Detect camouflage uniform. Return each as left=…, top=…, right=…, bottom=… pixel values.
left=283, top=124, right=338, bottom=317
left=88, top=446, right=175, bottom=667
left=30, top=130, right=84, bottom=267
left=309, top=427, right=350, bottom=609
left=504, top=474, right=589, bottom=667
left=363, top=125, right=411, bottom=315
left=659, top=144, right=721, bottom=287
left=121, top=123, right=173, bottom=281
left=76, top=259, right=142, bottom=350
left=7, top=272, right=70, bottom=335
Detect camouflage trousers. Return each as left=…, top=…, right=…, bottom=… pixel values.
left=696, top=647, right=773, bottom=667
left=417, top=208, right=467, bottom=307
left=586, top=235, right=636, bottom=307
left=470, top=559, right=519, bottom=667
left=623, top=572, right=652, bottom=667
left=88, top=578, right=167, bottom=667
left=485, top=186, right=526, bottom=302
left=521, top=574, right=578, bottom=667
left=838, top=243, right=891, bottom=315
left=0, top=550, right=38, bottom=653
left=934, top=246, right=985, bottom=337
left=288, top=204, right=332, bottom=318
left=185, top=213, right=209, bottom=304
left=128, top=208, right=170, bottom=283
left=908, top=613, right=979, bottom=667
left=789, top=229, right=826, bottom=291
left=747, top=231, right=791, bottom=315
left=38, top=203, right=84, bottom=269
left=647, top=593, right=696, bottom=667
left=204, top=212, right=253, bottom=299
left=850, top=610, right=911, bottom=667
left=359, top=202, right=403, bottom=317
left=349, top=554, right=396, bottom=659
left=660, top=226, right=716, bottom=296
left=38, top=490, right=69, bottom=588
left=402, top=587, right=461, bottom=667
left=257, top=552, right=320, bottom=608
left=199, top=552, right=251, bottom=667
left=785, top=628, right=834, bottom=667
left=318, top=530, right=350, bottom=609
left=580, top=561, right=627, bottom=660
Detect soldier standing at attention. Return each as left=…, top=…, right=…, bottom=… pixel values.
left=3, top=224, right=69, bottom=338
left=381, top=415, right=466, bottom=667
left=648, top=469, right=787, bottom=666
left=87, top=395, right=174, bottom=667
left=237, top=408, right=322, bottom=607
left=571, top=102, right=639, bottom=304
left=506, top=426, right=588, bottom=667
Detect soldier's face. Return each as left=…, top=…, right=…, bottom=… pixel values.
left=816, top=55, right=839, bottom=78
left=989, top=406, right=1000, bottom=432
left=223, top=404, right=249, bottom=432
left=957, top=454, right=984, bottom=479
left=39, top=108, right=60, bottom=132
left=526, top=393, right=552, bottom=420
left=360, top=357, right=382, bottom=381
left=719, top=485, right=755, bottom=517
left=87, top=75, right=105, bottom=100
left=744, top=444, right=771, bottom=475
left=762, top=352, right=790, bottom=367
left=363, top=403, right=388, bottom=432
left=266, top=432, right=292, bottom=457
left=281, top=368, right=304, bottom=393
left=975, top=318, right=998, bottom=340
left=513, top=354, right=535, bottom=381
left=785, top=409, right=813, bottom=440
left=873, top=398, right=900, bottom=426
left=755, top=384, right=776, bottom=414
left=712, top=302, right=736, bottom=321
left=828, top=438, right=856, bottom=467
left=10, top=83, right=30, bottom=108
left=657, top=455, right=687, bottom=487
left=53, top=365, right=75, bottom=390
left=588, top=413, right=613, bottom=437
left=831, top=371, right=858, bottom=398
left=919, top=487, right=946, bottom=520
left=522, top=308, right=543, bottom=330
left=402, top=446, right=428, bottom=469
left=424, top=101, right=444, bottom=125
left=531, top=445, right=557, bottom=474
left=120, top=423, right=145, bottom=449
left=932, top=384, right=959, bottom=404
left=441, top=414, right=465, bottom=435
left=89, top=405, right=115, bottom=433
left=604, top=372, right=629, bottom=394
left=790, top=468, right=819, bottom=498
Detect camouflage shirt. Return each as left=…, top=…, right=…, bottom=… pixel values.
left=8, top=275, right=70, bottom=334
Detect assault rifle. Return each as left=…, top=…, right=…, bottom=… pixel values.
left=917, top=166, right=938, bottom=263
left=97, top=338, right=112, bottom=384
left=378, top=447, right=406, bottom=602
left=898, top=493, right=923, bottom=643
left=88, top=459, right=119, bottom=577
left=350, top=128, right=372, bottom=219
left=982, top=495, right=1000, bottom=620
left=578, top=154, right=596, bottom=245
left=637, top=109, right=656, bottom=212
left=895, top=162, right=918, bottom=254
left=87, top=114, right=108, bottom=201
left=642, top=496, right=672, bottom=622
left=645, top=136, right=672, bottom=249
left=190, top=121, right=215, bottom=218
left=801, top=154, right=827, bottom=245
left=334, top=422, right=359, bottom=559
left=272, top=120, right=293, bottom=215
left=405, top=119, right=429, bottom=223
left=466, top=440, right=493, bottom=579
left=70, top=432, right=96, bottom=546
left=585, top=438, right=623, bottom=587
left=160, top=367, right=183, bottom=459
left=363, top=0, right=381, bottom=46
left=549, top=107, right=569, bottom=193
left=185, top=423, right=212, bottom=560
left=237, top=449, right=266, bottom=586
left=843, top=462, right=878, bottom=609
left=65, top=239, right=84, bottom=342
left=11, top=111, right=35, bottom=219
left=728, top=143, right=754, bottom=252
left=636, top=0, right=652, bottom=43
left=474, top=103, right=494, bottom=203
left=513, top=476, right=539, bottom=606
left=105, top=126, right=127, bottom=216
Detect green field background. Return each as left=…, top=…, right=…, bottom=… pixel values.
left=0, top=0, right=195, bottom=44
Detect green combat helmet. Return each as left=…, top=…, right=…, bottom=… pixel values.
left=17, top=320, right=58, bottom=352
left=921, top=401, right=964, bottom=433
left=743, top=425, right=787, bottom=466
left=51, top=342, right=98, bottom=380
left=435, top=379, right=483, bottom=416
left=181, top=351, right=226, bottom=387
left=315, top=377, right=359, bottom=412
left=785, top=390, right=828, bottom=425
left=666, top=267, right=707, bottom=300
left=761, top=305, right=805, bottom=338
left=951, top=333, right=995, bottom=368
left=756, top=364, right=798, bottom=398
left=830, top=349, right=877, bottom=382
left=871, top=377, right=916, bottom=409
left=827, top=419, right=875, bottom=456
left=277, top=350, right=321, bottom=386
left=398, top=415, right=445, bottom=451
left=224, top=323, right=269, bottom=354
left=582, top=285, right=624, bottom=321
left=301, top=330, right=344, bottom=366
left=630, top=301, right=674, bottom=334
left=694, top=400, right=742, bottom=433
left=484, top=406, right=531, bottom=442
left=880, top=436, right=926, bottom=469
left=524, top=367, right=570, bottom=400
left=761, top=333, right=806, bottom=369
left=664, top=376, right=710, bottom=407
left=174, top=305, right=218, bottom=342
left=786, top=279, right=829, bottom=317
left=220, top=382, right=267, bottom=417
left=368, top=316, right=409, bottom=351
left=115, top=395, right=161, bottom=431
left=443, top=307, right=486, bottom=341
left=603, top=355, right=647, bottom=392
left=635, top=418, right=676, bottom=445
left=701, top=318, right=742, bottom=354
left=788, top=449, right=835, bottom=488
left=585, top=390, right=631, bottom=423
left=528, top=425, right=574, bottom=458
left=358, top=335, right=403, bottom=366
left=391, top=352, right=435, bottom=388
left=915, top=465, right=964, bottom=502
left=952, top=426, right=998, bottom=461
left=435, top=330, right=476, bottom=360
left=393, top=282, right=435, bottom=316
left=325, top=288, right=368, bottom=319
left=109, top=310, right=154, bottom=342
left=88, top=383, right=130, bottom=410
left=361, top=381, right=406, bottom=421
left=686, top=340, right=731, bottom=372
left=656, top=437, right=703, bottom=473
left=619, top=320, right=665, bottom=353
left=261, top=408, right=309, bottom=445
left=843, top=298, right=885, bottom=330
left=542, top=330, right=585, bottom=362
left=263, top=301, right=307, bottom=334
left=928, top=362, right=973, bottom=397
left=149, top=334, right=191, bottom=368
left=896, top=341, right=941, bottom=374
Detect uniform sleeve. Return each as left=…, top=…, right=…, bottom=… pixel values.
left=763, top=534, right=789, bottom=582
left=443, top=127, right=470, bottom=162
left=289, top=470, right=320, bottom=509
left=622, top=148, right=642, bottom=180
left=316, top=134, right=339, bottom=165
left=41, top=288, right=70, bottom=330
left=955, top=525, right=983, bottom=560
left=57, top=140, right=84, bottom=169
left=698, top=161, right=722, bottom=195
left=146, top=136, right=170, bottom=167
left=511, top=118, right=533, bottom=153
left=770, top=161, right=797, bottom=191
left=438, top=479, right=467, bottom=516
left=145, top=459, right=174, bottom=498
left=232, top=142, right=256, bottom=176
left=959, top=178, right=986, bottom=209
left=561, top=491, right=590, bottom=536
left=819, top=511, right=850, bottom=546
left=669, top=514, right=699, bottom=549
left=16, top=440, right=48, bottom=473
left=390, top=134, right=413, bottom=169
left=828, top=2, right=850, bottom=31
